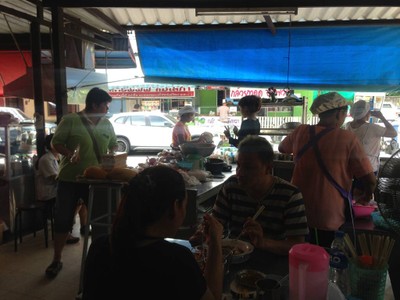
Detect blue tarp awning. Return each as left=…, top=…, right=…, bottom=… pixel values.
left=136, top=26, right=400, bottom=92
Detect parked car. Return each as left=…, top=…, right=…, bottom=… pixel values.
left=108, top=112, right=176, bottom=152
left=0, top=107, right=57, bottom=134
left=108, top=111, right=223, bottom=153
left=380, top=102, right=398, bottom=121
left=375, top=118, right=399, bottom=155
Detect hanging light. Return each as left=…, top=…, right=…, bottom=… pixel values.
left=282, top=15, right=300, bottom=103
left=195, top=7, right=298, bottom=16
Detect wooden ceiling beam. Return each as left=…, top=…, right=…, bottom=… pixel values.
left=128, top=19, right=400, bottom=31
left=0, top=4, right=51, bottom=26
left=83, top=8, right=127, bottom=37
left=64, top=27, right=114, bottom=50
left=263, top=15, right=276, bottom=35
left=63, top=12, right=112, bottom=39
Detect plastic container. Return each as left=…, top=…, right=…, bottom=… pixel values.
left=352, top=204, right=376, bottom=219
left=329, top=231, right=350, bottom=298
left=349, top=261, right=388, bottom=300
left=289, top=243, right=330, bottom=300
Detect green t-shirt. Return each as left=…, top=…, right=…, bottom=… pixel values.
left=52, top=112, right=117, bottom=182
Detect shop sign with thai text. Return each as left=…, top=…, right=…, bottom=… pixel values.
left=108, top=85, right=195, bottom=98
left=229, top=87, right=287, bottom=99
left=192, top=116, right=242, bottom=128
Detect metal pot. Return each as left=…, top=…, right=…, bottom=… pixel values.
left=204, top=158, right=225, bottom=175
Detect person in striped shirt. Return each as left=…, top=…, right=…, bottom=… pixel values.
left=212, top=135, right=309, bottom=255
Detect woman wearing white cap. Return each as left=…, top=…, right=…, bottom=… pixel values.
left=172, top=106, right=197, bottom=148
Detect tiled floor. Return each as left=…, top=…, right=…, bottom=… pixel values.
left=0, top=220, right=88, bottom=300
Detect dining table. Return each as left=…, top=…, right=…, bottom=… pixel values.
left=167, top=237, right=290, bottom=300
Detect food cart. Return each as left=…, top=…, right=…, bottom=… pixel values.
left=0, top=113, right=36, bottom=236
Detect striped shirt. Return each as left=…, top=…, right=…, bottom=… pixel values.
left=212, top=175, right=309, bottom=240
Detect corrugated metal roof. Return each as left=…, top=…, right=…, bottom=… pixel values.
left=0, top=3, right=399, bottom=35
left=64, top=7, right=400, bottom=34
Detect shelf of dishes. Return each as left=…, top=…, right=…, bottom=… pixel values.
left=0, top=154, right=34, bottom=178
left=0, top=154, right=33, bottom=177
left=0, top=123, right=37, bottom=178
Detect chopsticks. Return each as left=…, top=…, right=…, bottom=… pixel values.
left=235, top=205, right=265, bottom=241
left=252, top=205, right=266, bottom=221
left=226, top=205, right=266, bottom=259
left=344, top=232, right=395, bottom=269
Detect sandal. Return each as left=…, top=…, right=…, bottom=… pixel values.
left=66, top=236, right=80, bottom=244
left=80, top=226, right=92, bottom=236
left=45, top=261, right=63, bottom=279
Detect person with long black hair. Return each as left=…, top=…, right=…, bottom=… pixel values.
left=83, top=166, right=224, bottom=300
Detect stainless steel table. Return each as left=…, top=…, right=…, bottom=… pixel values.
left=187, top=168, right=235, bottom=205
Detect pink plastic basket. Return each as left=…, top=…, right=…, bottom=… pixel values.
left=352, top=204, right=376, bottom=219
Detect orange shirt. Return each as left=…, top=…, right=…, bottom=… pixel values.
left=279, top=124, right=373, bottom=230
left=172, top=121, right=191, bottom=147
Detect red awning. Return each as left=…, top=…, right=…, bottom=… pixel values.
left=3, top=65, right=56, bottom=100
left=0, top=51, right=32, bottom=97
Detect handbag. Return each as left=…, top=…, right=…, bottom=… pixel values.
left=77, top=112, right=103, bottom=164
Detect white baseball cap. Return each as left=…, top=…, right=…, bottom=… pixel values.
left=350, top=100, right=370, bottom=120
left=178, top=106, right=197, bottom=117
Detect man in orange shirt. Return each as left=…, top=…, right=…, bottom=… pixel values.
left=279, top=92, right=376, bottom=247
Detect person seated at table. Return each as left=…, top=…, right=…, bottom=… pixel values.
left=191, top=135, right=309, bottom=255
left=82, top=165, right=224, bottom=300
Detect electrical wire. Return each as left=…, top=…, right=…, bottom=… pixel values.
left=286, top=15, right=292, bottom=90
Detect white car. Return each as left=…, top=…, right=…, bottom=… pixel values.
left=380, top=102, right=398, bottom=122
left=108, top=112, right=222, bottom=153
left=0, top=106, right=57, bottom=134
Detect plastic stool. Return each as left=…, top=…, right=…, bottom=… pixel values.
left=14, top=201, right=49, bottom=252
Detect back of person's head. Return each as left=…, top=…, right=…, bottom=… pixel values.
left=111, top=166, right=186, bottom=250
left=238, top=135, right=274, bottom=164
left=44, top=134, right=54, bottom=151
left=310, top=92, right=348, bottom=117
left=85, top=87, right=112, bottom=110
left=178, top=105, right=197, bottom=117
left=350, top=100, right=370, bottom=120
left=133, top=104, right=140, bottom=110
left=35, top=134, right=54, bottom=170
left=238, top=95, right=262, bottom=113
